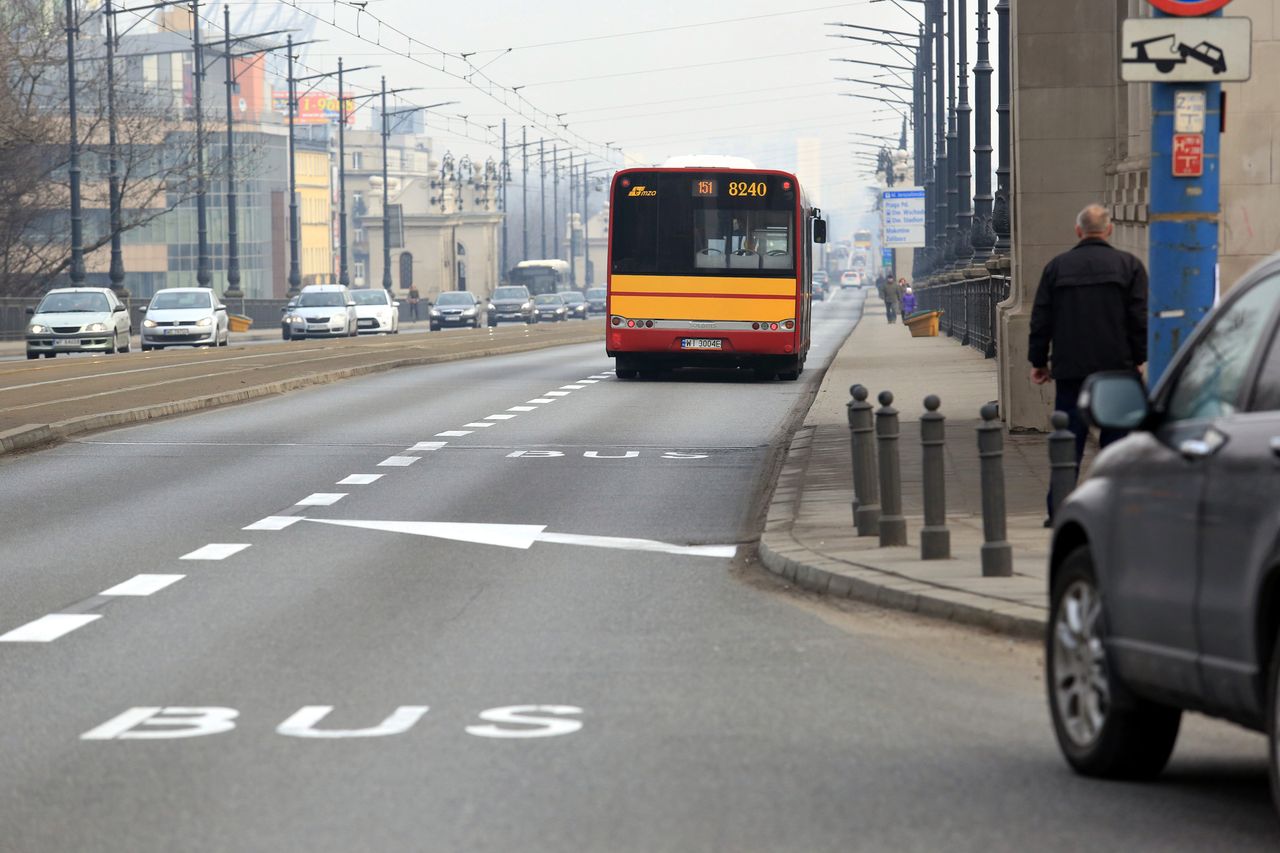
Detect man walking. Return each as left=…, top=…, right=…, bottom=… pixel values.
left=1029, top=203, right=1147, bottom=517
left=883, top=275, right=902, bottom=324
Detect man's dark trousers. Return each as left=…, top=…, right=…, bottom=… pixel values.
left=1047, top=377, right=1129, bottom=515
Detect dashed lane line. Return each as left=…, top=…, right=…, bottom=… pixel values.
left=99, top=574, right=185, bottom=597
left=485, top=414, right=517, bottom=421
left=180, top=543, right=251, bottom=560
left=543, top=391, right=571, bottom=397
left=463, top=422, right=495, bottom=428
left=435, top=430, right=473, bottom=437
left=378, top=455, right=421, bottom=466
left=410, top=442, right=448, bottom=451
left=296, top=493, right=347, bottom=507
left=0, top=614, right=102, bottom=643
left=527, top=398, right=556, bottom=404
left=338, top=474, right=383, bottom=485
left=243, top=516, right=305, bottom=531
left=507, top=406, right=537, bottom=412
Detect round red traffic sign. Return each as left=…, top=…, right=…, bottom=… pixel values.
left=1146, top=0, right=1233, bottom=14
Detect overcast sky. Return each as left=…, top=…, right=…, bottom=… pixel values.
left=213, top=0, right=965, bottom=234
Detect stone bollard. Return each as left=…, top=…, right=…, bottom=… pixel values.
left=848, top=384, right=880, bottom=536
left=875, top=390, right=907, bottom=547
left=1048, top=410, right=1078, bottom=521
left=919, top=395, right=951, bottom=559
left=977, top=403, right=1013, bottom=577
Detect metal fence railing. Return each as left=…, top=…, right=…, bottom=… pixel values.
left=913, top=274, right=1010, bottom=358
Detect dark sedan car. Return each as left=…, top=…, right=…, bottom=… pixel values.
left=561, top=291, right=588, bottom=320
left=586, top=287, right=607, bottom=315
left=1046, top=255, right=1280, bottom=812
left=532, top=293, right=568, bottom=322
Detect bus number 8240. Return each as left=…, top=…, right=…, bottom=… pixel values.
left=728, top=181, right=768, bottom=198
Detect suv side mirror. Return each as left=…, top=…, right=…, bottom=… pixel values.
left=112, top=304, right=127, bottom=313
left=1080, top=371, right=1149, bottom=431
left=813, top=218, right=828, bottom=244
left=26, top=306, right=35, bottom=316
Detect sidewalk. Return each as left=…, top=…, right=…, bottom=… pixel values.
left=759, top=291, right=1052, bottom=638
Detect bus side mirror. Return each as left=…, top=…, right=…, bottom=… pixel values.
left=813, top=219, right=827, bottom=244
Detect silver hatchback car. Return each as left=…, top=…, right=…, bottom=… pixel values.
left=26, top=287, right=132, bottom=360
left=140, top=288, right=229, bottom=350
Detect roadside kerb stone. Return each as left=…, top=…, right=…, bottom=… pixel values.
left=0, top=329, right=602, bottom=457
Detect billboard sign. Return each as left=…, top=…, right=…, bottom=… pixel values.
left=272, top=91, right=358, bottom=125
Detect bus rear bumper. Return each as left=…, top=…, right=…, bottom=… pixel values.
left=606, top=328, right=797, bottom=360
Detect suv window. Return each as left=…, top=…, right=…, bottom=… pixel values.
left=493, top=287, right=528, bottom=300
left=1166, top=274, right=1280, bottom=422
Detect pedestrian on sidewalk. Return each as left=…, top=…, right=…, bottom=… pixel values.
left=407, top=288, right=421, bottom=322
left=883, top=276, right=902, bottom=323
left=1029, top=202, right=1148, bottom=518
left=901, top=282, right=916, bottom=317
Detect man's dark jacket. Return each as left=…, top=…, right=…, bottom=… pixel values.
left=1028, top=237, right=1148, bottom=381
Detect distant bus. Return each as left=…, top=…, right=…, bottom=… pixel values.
left=853, top=228, right=873, bottom=248
left=606, top=160, right=826, bottom=380
left=508, top=259, right=571, bottom=295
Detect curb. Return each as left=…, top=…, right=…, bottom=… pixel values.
left=756, top=423, right=1046, bottom=641
left=1, top=330, right=602, bottom=457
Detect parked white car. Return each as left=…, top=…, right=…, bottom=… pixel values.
left=350, top=288, right=400, bottom=335
left=139, top=287, right=229, bottom=350
left=283, top=284, right=358, bottom=339
left=26, top=287, right=132, bottom=360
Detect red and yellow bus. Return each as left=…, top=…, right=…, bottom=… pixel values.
left=605, top=160, right=827, bottom=380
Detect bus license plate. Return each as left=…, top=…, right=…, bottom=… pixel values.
left=681, top=338, right=722, bottom=350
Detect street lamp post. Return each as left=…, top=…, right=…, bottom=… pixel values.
left=63, top=0, right=85, bottom=286
left=955, top=0, right=973, bottom=266
left=581, top=158, right=590, bottom=285
left=971, top=0, right=995, bottom=258
left=222, top=8, right=240, bottom=298
left=932, top=0, right=946, bottom=270
left=539, top=138, right=547, bottom=258
left=103, top=0, right=125, bottom=296
left=552, top=144, right=559, bottom=259
left=190, top=0, right=211, bottom=288
left=944, top=0, right=958, bottom=265
left=500, top=119, right=508, bottom=280
left=285, top=35, right=302, bottom=295
left=992, top=0, right=1011, bottom=256
left=521, top=126, right=528, bottom=261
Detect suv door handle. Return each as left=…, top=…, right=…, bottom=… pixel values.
left=1179, top=439, right=1215, bottom=459
left=1269, top=436, right=1280, bottom=458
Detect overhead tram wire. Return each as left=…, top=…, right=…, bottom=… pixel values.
left=518, top=46, right=851, bottom=90
left=266, top=0, right=625, bottom=165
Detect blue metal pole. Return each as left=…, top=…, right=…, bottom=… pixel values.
left=1147, top=10, right=1221, bottom=384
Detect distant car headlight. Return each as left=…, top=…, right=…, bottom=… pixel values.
left=142, top=318, right=157, bottom=328
left=430, top=308, right=441, bottom=317
left=28, top=323, right=48, bottom=333
left=462, top=308, right=477, bottom=317
left=196, top=316, right=214, bottom=327
left=84, top=322, right=108, bottom=332
left=523, top=301, right=534, bottom=310
left=285, top=314, right=304, bottom=324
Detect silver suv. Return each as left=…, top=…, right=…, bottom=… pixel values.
left=284, top=285, right=358, bottom=339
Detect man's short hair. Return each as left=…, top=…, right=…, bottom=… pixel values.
left=1076, top=203, right=1112, bottom=235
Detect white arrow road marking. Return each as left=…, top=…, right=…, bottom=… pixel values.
left=0, top=614, right=101, bottom=642
left=304, top=518, right=547, bottom=549
left=181, top=543, right=250, bottom=560
left=99, top=574, right=185, bottom=596
left=297, top=518, right=737, bottom=559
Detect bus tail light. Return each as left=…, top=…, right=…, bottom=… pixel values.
left=751, top=322, right=760, bottom=330
left=645, top=320, right=654, bottom=328
left=770, top=323, right=779, bottom=331
left=627, top=320, right=635, bottom=328
left=611, top=316, right=622, bottom=326
left=784, top=320, right=794, bottom=329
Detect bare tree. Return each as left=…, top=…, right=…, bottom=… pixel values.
left=0, top=0, right=251, bottom=296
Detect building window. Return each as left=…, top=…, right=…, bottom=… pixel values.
left=351, top=151, right=363, bottom=170
left=354, top=261, right=365, bottom=285
left=399, top=252, right=414, bottom=289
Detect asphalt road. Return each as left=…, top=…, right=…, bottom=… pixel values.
left=1, top=288, right=1276, bottom=851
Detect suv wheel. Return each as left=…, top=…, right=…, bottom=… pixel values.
left=1047, top=545, right=1181, bottom=779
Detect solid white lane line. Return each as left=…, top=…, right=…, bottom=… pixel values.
left=544, top=391, right=571, bottom=397
left=411, top=441, right=448, bottom=451
left=99, top=574, right=185, bottom=597
left=463, top=422, right=495, bottom=428
left=0, top=614, right=102, bottom=642
left=297, top=493, right=347, bottom=507
left=560, top=385, right=587, bottom=390
left=507, top=406, right=537, bottom=412
left=338, top=474, right=383, bottom=485
left=379, top=456, right=420, bottom=466
left=181, top=543, right=251, bottom=560
left=243, top=516, right=304, bottom=531
left=303, top=517, right=547, bottom=549
left=436, top=430, right=473, bottom=437
left=485, top=414, right=517, bottom=420
left=527, top=398, right=555, bottom=404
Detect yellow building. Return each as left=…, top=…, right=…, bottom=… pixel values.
left=296, top=147, right=333, bottom=285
